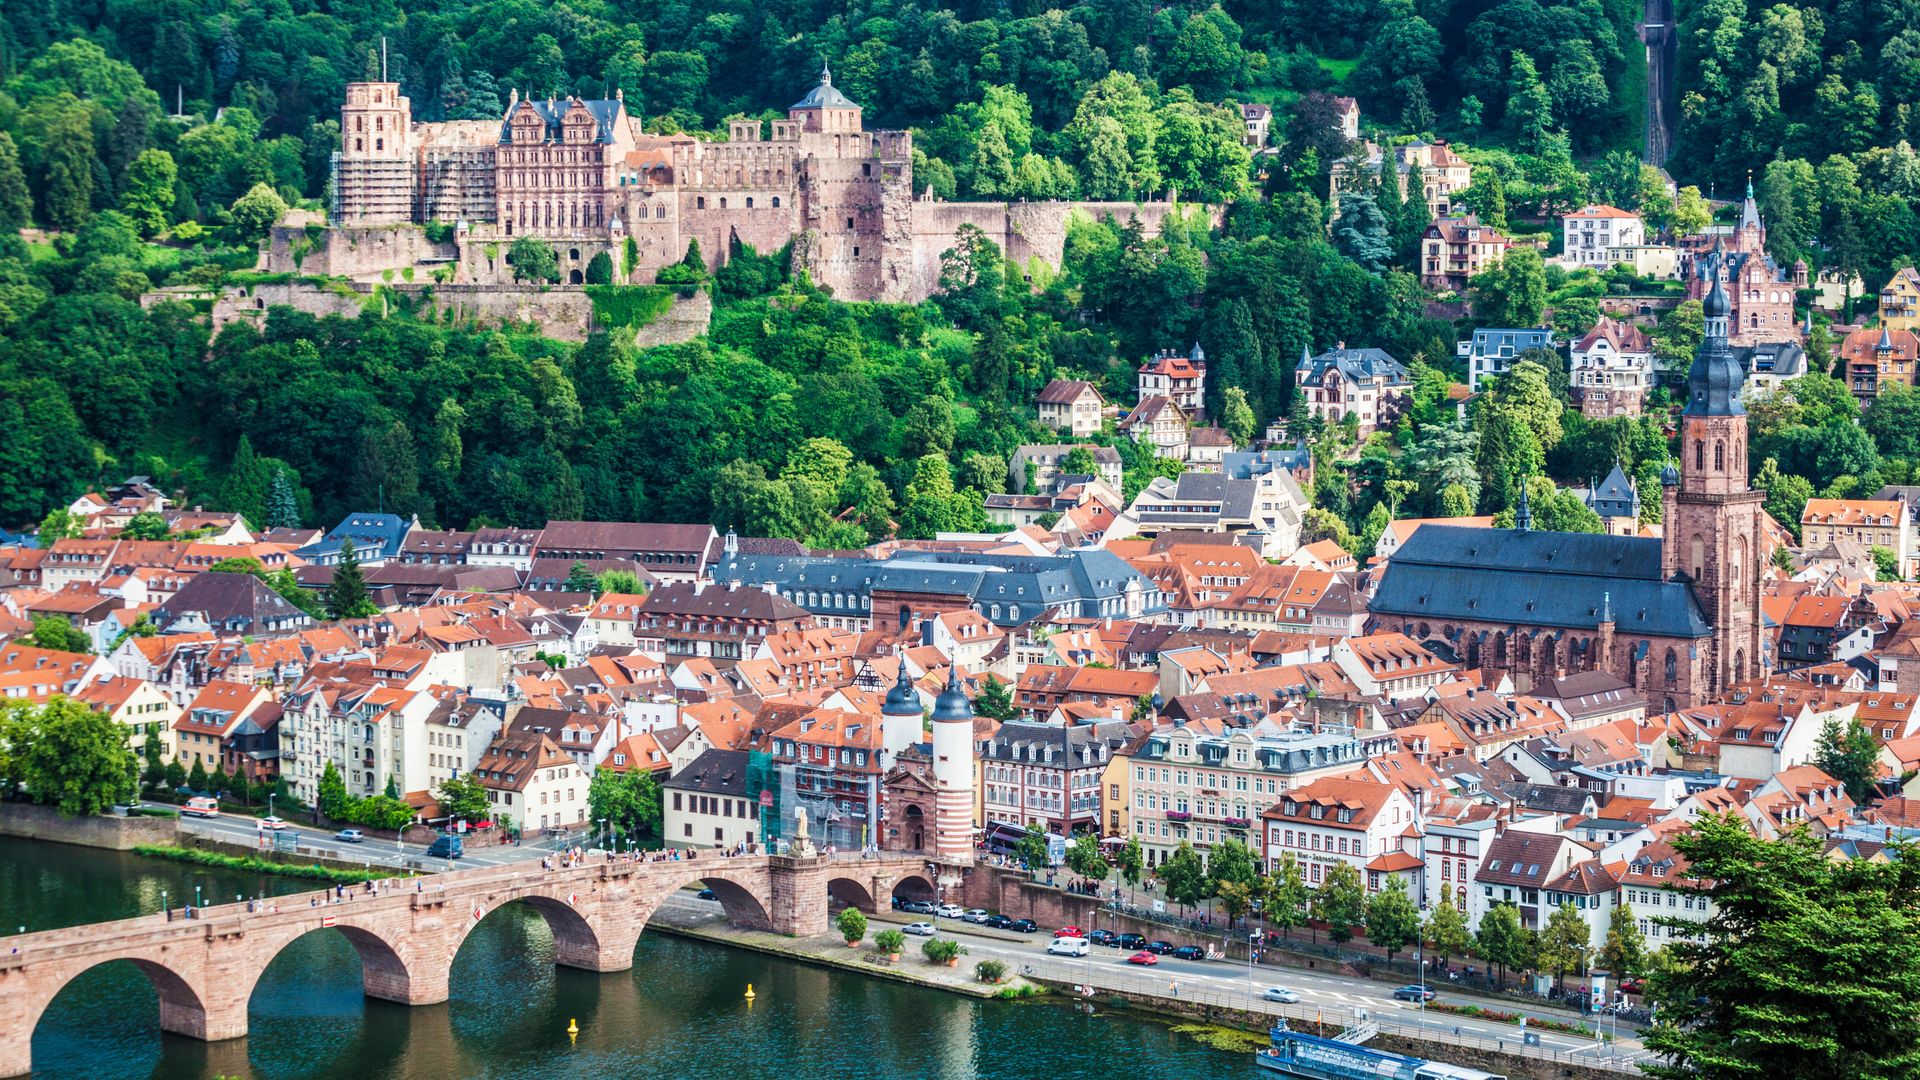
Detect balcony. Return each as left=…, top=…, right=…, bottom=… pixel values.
left=1223, top=817, right=1251, bottom=829
left=1164, top=810, right=1191, bottom=822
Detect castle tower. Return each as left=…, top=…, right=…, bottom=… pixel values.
left=788, top=59, right=863, bottom=134
left=1662, top=269, right=1766, bottom=696
left=332, top=82, right=416, bottom=223
left=928, top=668, right=976, bottom=865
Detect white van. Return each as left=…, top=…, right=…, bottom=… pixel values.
left=1047, top=936, right=1091, bottom=957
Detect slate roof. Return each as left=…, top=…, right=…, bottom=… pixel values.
left=1370, top=525, right=1712, bottom=638
left=713, top=549, right=1162, bottom=627
left=790, top=64, right=859, bottom=111
left=1298, top=346, right=1410, bottom=387
left=1037, top=378, right=1099, bottom=405
left=155, top=572, right=312, bottom=634
left=296, top=512, right=416, bottom=562
left=500, top=96, right=623, bottom=144
left=1736, top=341, right=1806, bottom=379
left=1587, top=464, right=1639, bottom=520
left=662, top=748, right=750, bottom=796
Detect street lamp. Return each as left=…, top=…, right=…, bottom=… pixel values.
left=1418, top=950, right=1430, bottom=1035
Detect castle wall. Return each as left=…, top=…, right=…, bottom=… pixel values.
left=899, top=200, right=1210, bottom=302
left=262, top=224, right=457, bottom=279
left=208, top=281, right=710, bottom=345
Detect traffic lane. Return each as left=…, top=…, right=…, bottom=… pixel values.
left=176, top=816, right=535, bottom=869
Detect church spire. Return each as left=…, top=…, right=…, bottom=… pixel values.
left=1515, top=476, right=1532, bottom=532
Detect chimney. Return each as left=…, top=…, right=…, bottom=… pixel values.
left=727, top=580, right=739, bottom=592
left=692, top=580, right=707, bottom=596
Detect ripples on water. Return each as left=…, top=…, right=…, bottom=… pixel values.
left=8, top=839, right=1239, bottom=1079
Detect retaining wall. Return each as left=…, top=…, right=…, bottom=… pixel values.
left=0, top=803, right=177, bottom=851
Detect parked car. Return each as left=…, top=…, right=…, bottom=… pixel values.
left=334, top=829, right=365, bottom=844
left=936, top=903, right=966, bottom=919
left=1114, top=933, right=1147, bottom=950
left=1087, top=929, right=1118, bottom=947
left=962, top=909, right=991, bottom=924
left=903, top=921, right=936, bottom=936
left=1126, top=951, right=1160, bottom=966
left=181, top=796, right=220, bottom=818
left=1008, top=918, right=1039, bottom=933
left=984, top=914, right=1016, bottom=930
left=1170, top=945, right=1207, bottom=961
left=1262, top=986, right=1301, bottom=1004
left=1393, top=985, right=1436, bottom=1003
left=1047, top=937, right=1091, bottom=957
left=1055, top=925, right=1085, bottom=938
left=899, top=899, right=938, bottom=915
left=257, top=816, right=289, bottom=831
left=1142, top=940, right=1176, bottom=955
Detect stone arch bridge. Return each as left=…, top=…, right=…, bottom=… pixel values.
left=0, top=851, right=932, bottom=1077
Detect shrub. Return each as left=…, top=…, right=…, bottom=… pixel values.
left=838, top=906, right=868, bottom=944
left=975, top=959, right=1007, bottom=983
left=923, top=937, right=963, bottom=964
left=873, top=929, right=906, bottom=955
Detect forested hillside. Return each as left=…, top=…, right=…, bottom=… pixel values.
left=1, top=0, right=1919, bottom=546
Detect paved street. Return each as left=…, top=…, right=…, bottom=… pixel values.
left=169, top=810, right=547, bottom=871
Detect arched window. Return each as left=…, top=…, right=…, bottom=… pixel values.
left=354, top=138, right=364, bottom=151
left=1665, top=649, right=1678, bottom=687
left=1691, top=535, right=1706, bottom=581
left=375, top=116, right=384, bottom=132
left=772, top=196, right=782, bottom=208
left=1714, top=442, right=1724, bottom=471
left=746, top=197, right=754, bottom=208
left=1695, top=440, right=1704, bottom=469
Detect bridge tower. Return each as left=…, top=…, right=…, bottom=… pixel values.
left=929, top=669, right=977, bottom=867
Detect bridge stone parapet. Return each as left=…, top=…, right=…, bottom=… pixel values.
left=0, top=852, right=929, bottom=1077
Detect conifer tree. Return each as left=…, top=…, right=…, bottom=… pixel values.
left=266, top=470, right=300, bottom=530
left=325, top=539, right=378, bottom=620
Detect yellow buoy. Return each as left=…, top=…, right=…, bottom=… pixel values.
left=744, top=983, right=757, bottom=1002
left=567, top=1017, right=579, bottom=1042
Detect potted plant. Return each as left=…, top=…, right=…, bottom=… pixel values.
left=838, top=907, right=868, bottom=948
left=923, top=938, right=964, bottom=967
left=975, top=959, right=1007, bottom=984
left=874, top=929, right=905, bottom=961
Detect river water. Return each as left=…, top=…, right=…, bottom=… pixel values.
left=2, top=837, right=1245, bottom=1079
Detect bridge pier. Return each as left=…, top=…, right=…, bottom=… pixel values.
left=767, top=856, right=829, bottom=937
left=553, top=931, right=635, bottom=974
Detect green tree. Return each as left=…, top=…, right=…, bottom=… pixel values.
left=510, top=236, right=560, bottom=283
left=1083, top=830, right=1129, bottom=890
left=1313, top=862, right=1368, bottom=944
left=228, top=182, right=288, bottom=240
left=41, top=106, right=95, bottom=231
left=318, top=760, right=350, bottom=820
left=1334, top=192, right=1394, bottom=273
left=39, top=509, right=85, bottom=542
left=1642, top=814, right=1920, bottom=1080
left=597, top=569, right=643, bottom=596
left=1670, top=185, right=1712, bottom=235
left=1065, top=831, right=1111, bottom=883
left=1016, top=823, right=1052, bottom=870
left=140, top=725, right=166, bottom=791
left=119, top=149, right=176, bottom=236
left=1601, top=902, right=1648, bottom=980
left=1475, top=903, right=1528, bottom=986
left=565, top=561, right=601, bottom=595
left=1265, top=853, right=1311, bottom=939
left=436, top=772, right=490, bottom=824
left=21, top=615, right=92, bottom=654
left=1423, top=896, right=1472, bottom=968
left=325, top=539, right=379, bottom=620
left=1875, top=545, right=1903, bottom=582
left=1815, top=715, right=1883, bottom=805
left=1207, top=838, right=1261, bottom=926
left=1506, top=52, right=1556, bottom=154
left=1161, top=841, right=1210, bottom=916
left=0, top=133, right=30, bottom=230
left=585, top=251, right=614, bottom=285
left=121, top=511, right=171, bottom=540
left=266, top=469, right=301, bottom=529
left=1537, top=900, right=1592, bottom=993
left=588, top=766, right=664, bottom=840
left=1365, top=876, right=1421, bottom=964
left=973, top=675, right=1017, bottom=721
left=187, top=757, right=209, bottom=795
left=1471, top=247, right=1548, bottom=327
left=13, top=697, right=137, bottom=817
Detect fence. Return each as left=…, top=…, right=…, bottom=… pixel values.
left=1009, top=951, right=1648, bottom=1076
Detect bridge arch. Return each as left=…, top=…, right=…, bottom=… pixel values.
left=243, top=918, right=427, bottom=1008
left=24, top=955, right=213, bottom=1075
left=696, top=877, right=773, bottom=931
left=826, top=875, right=877, bottom=914
left=453, top=891, right=614, bottom=973
left=888, top=873, right=936, bottom=905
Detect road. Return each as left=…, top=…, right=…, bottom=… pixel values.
left=661, top=895, right=1652, bottom=1070
left=172, top=811, right=546, bottom=871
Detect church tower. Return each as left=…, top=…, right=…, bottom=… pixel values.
left=1662, top=267, right=1766, bottom=697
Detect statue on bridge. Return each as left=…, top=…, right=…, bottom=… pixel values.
left=787, top=805, right=817, bottom=859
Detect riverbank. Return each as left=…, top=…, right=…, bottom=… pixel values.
left=656, top=904, right=1635, bottom=1080
left=129, top=844, right=391, bottom=884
